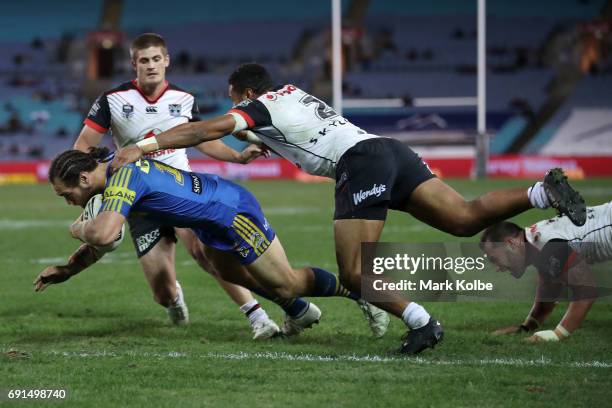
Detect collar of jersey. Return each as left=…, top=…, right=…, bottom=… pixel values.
left=131, top=79, right=170, bottom=104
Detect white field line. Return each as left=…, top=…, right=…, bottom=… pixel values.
left=25, top=350, right=611, bottom=368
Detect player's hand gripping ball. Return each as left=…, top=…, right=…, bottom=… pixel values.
left=80, top=194, right=125, bottom=254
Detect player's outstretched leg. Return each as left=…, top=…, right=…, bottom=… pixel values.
left=403, top=169, right=586, bottom=238
left=136, top=236, right=190, bottom=325
left=247, top=237, right=390, bottom=338
left=203, top=244, right=318, bottom=337
left=176, top=228, right=278, bottom=339
left=334, top=219, right=443, bottom=354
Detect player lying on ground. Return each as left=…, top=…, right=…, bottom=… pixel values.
left=34, top=148, right=389, bottom=340
left=480, top=200, right=612, bottom=342
left=110, top=63, right=587, bottom=354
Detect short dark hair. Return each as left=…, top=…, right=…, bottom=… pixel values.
left=49, top=147, right=110, bottom=186
left=228, top=63, right=274, bottom=95
left=130, top=33, right=167, bottom=59
left=480, top=221, right=523, bottom=249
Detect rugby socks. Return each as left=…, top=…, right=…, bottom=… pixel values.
left=274, top=298, right=310, bottom=318
left=311, top=267, right=360, bottom=301
left=527, top=182, right=550, bottom=209
left=402, top=302, right=430, bottom=329
left=239, top=299, right=270, bottom=326
left=249, top=287, right=310, bottom=318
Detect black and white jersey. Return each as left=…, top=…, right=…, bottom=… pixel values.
left=526, top=201, right=612, bottom=266
left=228, top=84, right=377, bottom=177
left=84, top=80, right=198, bottom=171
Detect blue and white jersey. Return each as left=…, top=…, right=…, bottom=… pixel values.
left=101, top=159, right=275, bottom=264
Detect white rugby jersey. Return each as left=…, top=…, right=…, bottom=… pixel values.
left=85, top=80, right=198, bottom=171
left=525, top=201, right=612, bottom=263
left=229, top=84, right=377, bottom=177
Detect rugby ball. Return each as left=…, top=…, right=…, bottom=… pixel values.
left=81, top=193, right=125, bottom=254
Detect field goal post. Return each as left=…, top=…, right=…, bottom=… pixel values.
left=330, top=0, right=489, bottom=179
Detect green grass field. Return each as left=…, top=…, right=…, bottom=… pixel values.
left=1, top=178, right=611, bottom=407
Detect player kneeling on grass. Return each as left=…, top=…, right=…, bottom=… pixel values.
left=480, top=201, right=612, bottom=342
left=34, top=148, right=389, bottom=339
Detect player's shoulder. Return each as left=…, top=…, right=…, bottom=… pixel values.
left=110, top=161, right=140, bottom=178
left=103, top=81, right=136, bottom=97
left=166, top=82, right=195, bottom=98
left=257, top=84, right=304, bottom=104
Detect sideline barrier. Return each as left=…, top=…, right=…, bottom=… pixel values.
left=2, top=156, right=612, bottom=185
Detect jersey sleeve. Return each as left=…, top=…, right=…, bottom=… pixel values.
left=101, top=165, right=143, bottom=218
left=228, top=99, right=272, bottom=130
left=84, top=93, right=111, bottom=133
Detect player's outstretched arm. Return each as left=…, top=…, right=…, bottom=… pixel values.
left=194, top=139, right=267, bottom=164
left=526, top=259, right=596, bottom=342
left=70, top=211, right=126, bottom=247
left=33, top=244, right=103, bottom=292
left=111, top=114, right=236, bottom=171
left=492, top=275, right=556, bottom=335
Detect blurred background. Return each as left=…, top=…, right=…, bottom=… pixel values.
left=0, top=0, right=611, bottom=182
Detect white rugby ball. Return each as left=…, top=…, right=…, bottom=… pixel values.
left=81, top=193, right=125, bottom=254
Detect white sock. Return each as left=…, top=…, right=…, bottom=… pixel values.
left=239, top=300, right=269, bottom=326
left=402, top=302, right=430, bottom=329
left=527, top=182, right=550, bottom=209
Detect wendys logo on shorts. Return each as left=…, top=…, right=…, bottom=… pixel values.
left=353, top=184, right=387, bottom=206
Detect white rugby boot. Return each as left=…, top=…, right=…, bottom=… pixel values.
left=251, top=318, right=281, bottom=340
left=167, top=281, right=189, bottom=325
left=357, top=299, right=390, bottom=338
left=281, top=302, right=321, bottom=336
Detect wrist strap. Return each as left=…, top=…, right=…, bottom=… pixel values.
left=554, top=324, right=570, bottom=339
left=136, top=137, right=159, bottom=154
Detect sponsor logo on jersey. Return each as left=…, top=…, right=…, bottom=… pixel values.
left=353, top=184, right=387, bottom=206
left=88, top=99, right=101, bottom=117
left=189, top=173, right=202, bottom=194
left=276, top=84, right=297, bottom=96
left=145, top=106, right=158, bottom=114
left=104, top=186, right=136, bottom=205
left=122, top=104, right=134, bottom=119
left=168, top=104, right=181, bottom=117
